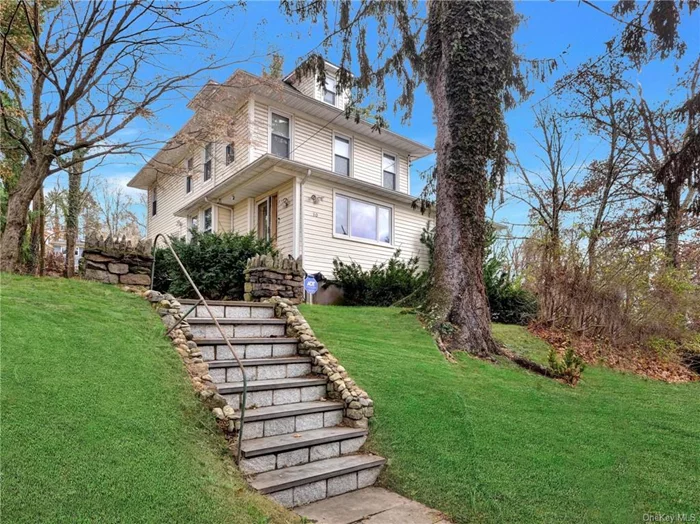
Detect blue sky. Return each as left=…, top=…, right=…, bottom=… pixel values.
left=46, top=1, right=700, bottom=233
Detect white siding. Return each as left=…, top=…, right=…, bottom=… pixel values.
left=232, top=200, right=252, bottom=234
left=146, top=101, right=250, bottom=239
left=301, top=178, right=430, bottom=277
left=251, top=100, right=270, bottom=161
left=294, top=117, right=332, bottom=170
left=276, top=181, right=294, bottom=256
left=217, top=206, right=232, bottom=232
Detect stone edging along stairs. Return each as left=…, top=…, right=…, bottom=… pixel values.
left=140, top=291, right=383, bottom=509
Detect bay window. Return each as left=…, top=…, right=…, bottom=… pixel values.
left=382, top=153, right=396, bottom=190
left=270, top=113, right=290, bottom=158
left=333, top=135, right=351, bottom=176
left=335, top=194, right=392, bottom=244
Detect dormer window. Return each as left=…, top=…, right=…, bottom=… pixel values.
left=323, top=76, right=337, bottom=105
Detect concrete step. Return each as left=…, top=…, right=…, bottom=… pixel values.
left=189, top=320, right=286, bottom=340
left=249, top=454, right=386, bottom=507
left=218, top=377, right=328, bottom=410
left=235, top=401, right=345, bottom=441
left=179, top=299, right=275, bottom=319
left=194, top=338, right=298, bottom=361
left=207, top=357, right=313, bottom=383
left=239, top=427, right=368, bottom=475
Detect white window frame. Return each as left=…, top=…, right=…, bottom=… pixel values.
left=268, top=108, right=293, bottom=160
left=332, top=132, right=352, bottom=177
left=203, top=143, right=213, bottom=183
left=203, top=207, right=213, bottom=233
left=332, top=190, right=394, bottom=247
left=381, top=150, right=398, bottom=191
left=322, top=75, right=337, bottom=106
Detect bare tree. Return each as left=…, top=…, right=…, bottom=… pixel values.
left=558, top=55, right=638, bottom=276
left=0, top=0, right=241, bottom=271
left=507, top=107, right=580, bottom=323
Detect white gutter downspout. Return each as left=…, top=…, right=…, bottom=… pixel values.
left=299, top=168, right=312, bottom=304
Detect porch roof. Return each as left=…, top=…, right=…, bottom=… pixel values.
left=173, top=154, right=419, bottom=217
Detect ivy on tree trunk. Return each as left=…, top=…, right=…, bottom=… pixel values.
left=424, top=1, right=517, bottom=355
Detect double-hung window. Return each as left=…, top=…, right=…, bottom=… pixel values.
left=333, top=135, right=351, bottom=176
left=203, top=207, right=212, bottom=233
left=323, top=76, right=337, bottom=105
left=203, top=143, right=213, bottom=182
left=226, top=143, right=235, bottom=165
left=270, top=113, right=290, bottom=158
left=186, top=157, right=193, bottom=193
left=382, top=153, right=396, bottom=190
left=151, top=187, right=157, bottom=216
left=335, top=194, right=392, bottom=244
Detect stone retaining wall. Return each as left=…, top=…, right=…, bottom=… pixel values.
left=244, top=255, right=304, bottom=304
left=80, top=234, right=153, bottom=286
left=267, top=297, right=375, bottom=429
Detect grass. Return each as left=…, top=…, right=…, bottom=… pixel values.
left=1, top=275, right=298, bottom=524
left=299, top=305, right=700, bottom=524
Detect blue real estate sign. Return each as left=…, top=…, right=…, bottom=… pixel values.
left=303, top=276, right=318, bottom=295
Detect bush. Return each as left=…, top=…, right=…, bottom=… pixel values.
left=153, top=231, right=276, bottom=300
left=328, top=250, right=426, bottom=306
left=548, top=346, right=586, bottom=385
left=484, top=256, right=538, bottom=325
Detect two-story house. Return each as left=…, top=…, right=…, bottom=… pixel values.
left=128, top=61, right=433, bottom=291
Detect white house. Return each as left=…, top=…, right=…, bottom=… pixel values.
left=128, top=61, right=433, bottom=289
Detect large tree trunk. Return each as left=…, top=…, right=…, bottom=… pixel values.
left=64, top=167, right=82, bottom=277
left=424, top=1, right=515, bottom=356
left=0, top=162, right=46, bottom=273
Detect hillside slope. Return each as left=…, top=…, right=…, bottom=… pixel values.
left=1, top=275, right=297, bottom=523
left=300, top=305, right=700, bottom=524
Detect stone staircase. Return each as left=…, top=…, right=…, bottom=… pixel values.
left=180, top=299, right=385, bottom=508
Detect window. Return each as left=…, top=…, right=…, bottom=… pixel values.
left=151, top=187, right=157, bottom=216
left=203, top=208, right=212, bottom=233
left=257, top=199, right=269, bottom=241
left=226, top=143, right=235, bottom=165
left=185, top=175, right=192, bottom=193
left=333, top=135, right=351, bottom=176
left=189, top=215, right=198, bottom=233
left=323, top=76, right=336, bottom=105
left=203, top=143, right=213, bottom=182
left=270, top=113, right=290, bottom=158
left=382, top=153, right=396, bottom=190
left=335, top=194, right=392, bottom=244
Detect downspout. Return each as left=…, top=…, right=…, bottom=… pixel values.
left=299, top=168, right=311, bottom=303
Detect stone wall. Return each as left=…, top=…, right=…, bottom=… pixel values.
left=244, top=255, right=304, bottom=304
left=80, top=234, right=153, bottom=286
left=267, top=297, right=375, bottom=429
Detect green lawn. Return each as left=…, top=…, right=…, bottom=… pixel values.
left=300, top=305, right=700, bottom=524
left=1, top=275, right=297, bottom=524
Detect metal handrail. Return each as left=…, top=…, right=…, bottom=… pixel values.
left=150, top=234, right=247, bottom=463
